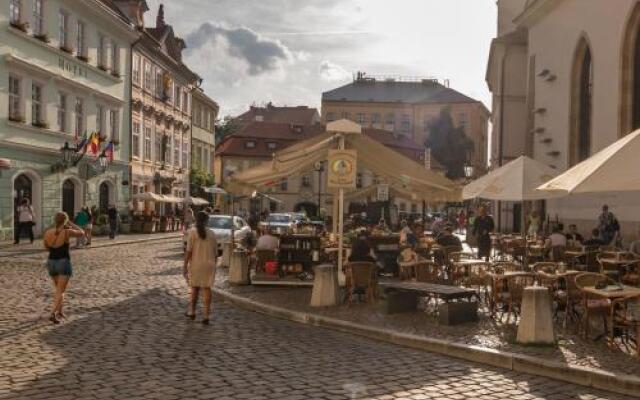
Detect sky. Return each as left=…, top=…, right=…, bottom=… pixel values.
left=144, top=0, right=497, bottom=117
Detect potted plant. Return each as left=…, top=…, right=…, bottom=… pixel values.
left=10, top=20, right=29, bottom=32
left=119, top=213, right=131, bottom=234
left=98, top=64, right=109, bottom=72
left=32, top=120, right=49, bottom=129
left=59, top=45, right=74, bottom=54
left=111, top=71, right=121, bottom=78
left=93, top=214, right=108, bottom=236
left=131, top=214, right=143, bottom=233
left=142, top=214, right=155, bottom=234
left=33, top=32, right=50, bottom=43
left=76, top=54, right=89, bottom=63
left=8, top=115, right=26, bottom=124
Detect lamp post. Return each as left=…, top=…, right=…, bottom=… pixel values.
left=314, top=161, right=324, bottom=219
left=464, top=163, right=475, bottom=181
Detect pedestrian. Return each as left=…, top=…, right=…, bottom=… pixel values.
left=107, top=205, right=118, bottom=239
left=183, top=211, right=217, bottom=325
left=472, top=205, right=495, bottom=261
left=74, top=208, right=90, bottom=248
left=184, top=207, right=195, bottom=229
left=84, top=207, right=93, bottom=245
left=14, top=198, right=35, bottom=244
left=43, top=212, right=85, bottom=324
left=598, top=204, right=620, bottom=245
left=527, top=210, right=541, bottom=237
left=457, top=210, right=466, bottom=234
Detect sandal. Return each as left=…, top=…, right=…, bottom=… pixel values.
left=185, top=312, right=195, bottom=320
left=49, top=313, right=60, bottom=324
left=56, top=312, right=67, bottom=319
left=201, top=318, right=210, bottom=325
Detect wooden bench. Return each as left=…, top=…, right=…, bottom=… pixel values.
left=379, top=282, right=478, bottom=325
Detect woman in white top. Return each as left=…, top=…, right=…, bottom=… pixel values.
left=183, top=211, right=217, bottom=325
left=14, top=198, right=35, bottom=244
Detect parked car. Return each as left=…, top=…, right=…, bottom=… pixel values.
left=183, top=215, right=251, bottom=251
left=259, top=213, right=296, bottom=235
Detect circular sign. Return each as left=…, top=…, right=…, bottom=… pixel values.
left=330, top=158, right=353, bottom=177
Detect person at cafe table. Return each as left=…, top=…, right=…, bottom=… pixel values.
left=565, top=224, right=584, bottom=246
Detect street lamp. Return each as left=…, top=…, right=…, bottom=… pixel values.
left=314, top=161, right=324, bottom=219
left=464, top=163, right=475, bottom=180
left=61, top=142, right=75, bottom=165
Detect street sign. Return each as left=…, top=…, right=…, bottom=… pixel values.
left=327, top=149, right=357, bottom=189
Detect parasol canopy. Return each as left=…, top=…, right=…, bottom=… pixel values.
left=183, top=196, right=209, bottom=206
left=463, top=155, right=563, bottom=201
left=538, top=129, right=640, bottom=194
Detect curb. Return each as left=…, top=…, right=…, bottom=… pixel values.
left=213, top=288, right=640, bottom=398
left=0, top=235, right=181, bottom=258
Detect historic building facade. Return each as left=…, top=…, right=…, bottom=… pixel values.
left=191, top=88, right=218, bottom=175
left=487, top=0, right=640, bottom=236
left=0, top=0, right=137, bottom=240
left=321, top=74, right=490, bottom=172
left=116, top=3, right=200, bottom=213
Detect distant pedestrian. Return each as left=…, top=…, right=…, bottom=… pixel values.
left=74, top=208, right=90, bottom=248
left=184, top=207, right=195, bottom=229
left=43, top=212, right=85, bottom=324
left=184, top=211, right=217, bottom=325
left=107, top=205, right=118, bottom=239
left=14, top=198, right=35, bottom=244
left=598, top=205, right=620, bottom=245
left=472, top=205, right=495, bottom=261
left=457, top=210, right=466, bottom=234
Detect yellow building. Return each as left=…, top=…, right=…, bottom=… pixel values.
left=321, top=73, right=490, bottom=171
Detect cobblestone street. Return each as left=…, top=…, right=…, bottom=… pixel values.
left=0, top=240, right=634, bottom=400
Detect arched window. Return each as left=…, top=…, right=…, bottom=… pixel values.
left=621, top=4, right=640, bottom=135
left=569, top=38, right=593, bottom=165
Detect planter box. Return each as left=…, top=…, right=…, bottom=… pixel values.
left=119, top=223, right=131, bottom=234
left=131, top=220, right=143, bottom=233
left=142, top=222, right=155, bottom=234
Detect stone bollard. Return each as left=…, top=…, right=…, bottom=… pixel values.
left=229, top=249, right=249, bottom=285
left=310, top=264, right=340, bottom=307
left=517, top=286, right=556, bottom=345
left=221, top=242, right=232, bottom=268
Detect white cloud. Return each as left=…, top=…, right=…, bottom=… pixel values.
left=319, top=61, right=351, bottom=82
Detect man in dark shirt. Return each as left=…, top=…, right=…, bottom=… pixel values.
left=107, top=205, right=118, bottom=239
left=437, top=225, right=462, bottom=249
left=565, top=224, right=584, bottom=245
left=473, top=205, right=495, bottom=261
left=583, top=228, right=605, bottom=249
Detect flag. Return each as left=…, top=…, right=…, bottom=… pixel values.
left=76, top=133, right=88, bottom=152
left=104, top=141, right=114, bottom=162
left=89, top=132, right=100, bottom=156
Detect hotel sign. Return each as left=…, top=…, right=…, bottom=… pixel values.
left=327, top=149, right=357, bottom=189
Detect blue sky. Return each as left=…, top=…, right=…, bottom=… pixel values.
left=145, top=0, right=497, bottom=116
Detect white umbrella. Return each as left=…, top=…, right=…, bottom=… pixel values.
left=132, top=192, right=164, bottom=202
left=538, top=129, right=640, bottom=194
left=202, top=186, right=227, bottom=195
left=463, top=155, right=563, bottom=201
left=184, top=196, right=209, bottom=206
left=159, top=194, right=183, bottom=203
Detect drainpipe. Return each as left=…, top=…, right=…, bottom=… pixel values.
left=129, top=35, right=142, bottom=213
left=496, top=46, right=508, bottom=232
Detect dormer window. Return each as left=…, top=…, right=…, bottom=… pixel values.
left=245, top=141, right=256, bottom=149
left=267, top=142, right=277, bottom=150
left=255, top=115, right=264, bottom=122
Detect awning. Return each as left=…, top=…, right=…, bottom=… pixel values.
left=184, top=196, right=209, bottom=205
left=160, top=194, right=183, bottom=203
left=132, top=192, right=164, bottom=202
left=229, top=129, right=460, bottom=202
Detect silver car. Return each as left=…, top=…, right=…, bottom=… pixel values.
left=183, top=215, right=251, bottom=250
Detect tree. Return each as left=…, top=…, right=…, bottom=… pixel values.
left=424, top=107, right=475, bottom=180
left=215, top=115, right=241, bottom=143
left=189, top=164, right=215, bottom=197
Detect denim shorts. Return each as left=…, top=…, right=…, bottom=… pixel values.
left=46, top=258, right=73, bottom=277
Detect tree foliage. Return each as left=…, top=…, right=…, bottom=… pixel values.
left=215, top=115, right=241, bottom=143
left=190, top=165, right=215, bottom=197
left=424, top=107, right=475, bottom=180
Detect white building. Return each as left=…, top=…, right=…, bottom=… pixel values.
left=487, top=0, right=640, bottom=237
left=0, top=0, right=137, bottom=240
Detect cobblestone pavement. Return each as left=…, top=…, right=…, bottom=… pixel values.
left=0, top=240, right=634, bottom=400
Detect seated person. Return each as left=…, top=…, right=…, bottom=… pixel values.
left=545, top=226, right=567, bottom=249
left=565, top=224, right=584, bottom=245
left=348, top=234, right=377, bottom=264
left=255, top=230, right=279, bottom=251
left=583, top=228, right=605, bottom=249
left=436, top=225, right=462, bottom=249
left=629, top=229, right=640, bottom=257
left=399, top=220, right=412, bottom=244
left=398, top=246, right=418, bottom=263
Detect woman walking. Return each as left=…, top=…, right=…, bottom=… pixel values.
left=183, top=211, right=217, bottom=325
left=43, top=212, right=85, bottom=324
left=14, top=198, right=35, bottom=244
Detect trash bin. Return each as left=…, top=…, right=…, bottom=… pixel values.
left=229, top=249, right=249, bottom=285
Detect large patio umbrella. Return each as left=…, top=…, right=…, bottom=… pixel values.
left=538, top=129, right=640, bottom=193
left=184, top=196, right=209, bottom=206
left=132, top=192, right=164, bottom=202
left=463, top=155, right=562, bottom=201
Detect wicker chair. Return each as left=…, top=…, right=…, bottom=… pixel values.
left=555, top=271, right=584, bottom=329
left=533, top=262, right=560, bottom=290
left=610, top=294, right=640, bottom=357
left=460, top=262, right=492, bottom=303
left=491, top=261, right=521, bottom=274
left=573, top=250, right=600, bottom=272
left=574, top=273, right=616, bottom=339
left=345, top=262, right=377, bottom=304
left=550, top=245, right=566, bottom=262
left=501, top=273, right=536, bottom=323
left=622, top=260, right=640, bottom=286
left=415, top=261, right=444, bottom=284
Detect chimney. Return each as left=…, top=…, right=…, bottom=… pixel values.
left=156, top=4, right=165, bottom=28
